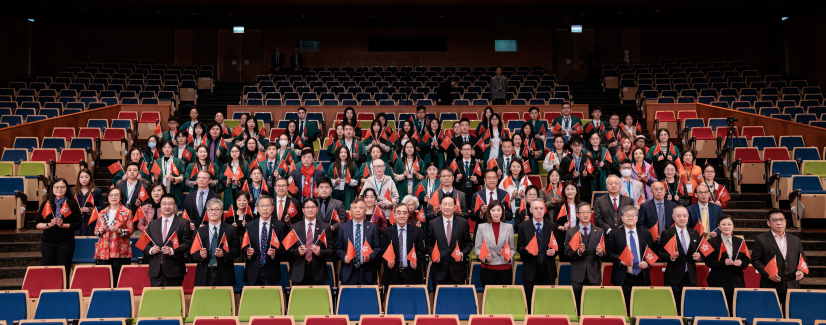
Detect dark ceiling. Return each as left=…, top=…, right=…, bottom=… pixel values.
left=1, top=0, right=819, bottom=29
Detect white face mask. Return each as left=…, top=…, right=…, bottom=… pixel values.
left=620, top=169, right=633, bottom=177
left=279, top=140, right=289, bottom=147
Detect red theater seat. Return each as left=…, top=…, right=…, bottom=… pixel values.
left=763, top=148, right=790, bottom=161
left=22, top=266, right=65, bottom=298
left=741, top=126, right=765, bottom=139
left=305, top=315, right=350, bottom=325
left=52, top=127, right=76, bottom=141
left=469, top=315, right=513, bottom=325
left=524, top=315, right=571, bottom=325
left=545, top=112, right=561, bottom=121
left=193, top=317, right=238, bottom=325
left=117, top=265, right=151, bottom=295
left=183, top=264, right=197, bottom=294
left=460, top=112, right=479, bottom=120
left=70, top=265, right=113, bottom=296
left=580, top=316, right=625, bottom=325
left=118, top=111, right=139, bottom=122
left=31, top=149, right=58, bottom=163
left=690, top=127, right=715, bottom=140
left=501, top=112, right=519, bottom=124
left=677, top=110, right=698, bottom=121
left=249, top=316, right=296, bottom=325
left=78, top=127, right=102, bottom=140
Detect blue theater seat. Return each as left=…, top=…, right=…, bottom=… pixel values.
left=73, top=237, right=98, bottom=263
left=386, top=285, right=429, bottom=321
left=557, top=263, right=571, bottom=285
left=34, top=289, right=82, bottom=320
left=337, top=286, right=381, bottom=321
left=793, top=176, right=826, bottom=195
left=86, top=288, right=133, bottom=318
left=0, top=290, right=28, bottom=325
left=787, top=289, right=826, bottom=325
left=683, top=287, right=730, bottom=319
left=734, top=289, right=782, bottom=325
left=233, top=264, right=245, bottom=294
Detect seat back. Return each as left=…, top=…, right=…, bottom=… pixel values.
left=34, top=289, right=82, bottom=320
left=752, top=319, right=802, bottom=325
left=434, top=285, right=478, bottom=320
left=359, top=315, right=405, bottom=325
left=524, top=315, right=571, bottom=325
left=385, top=285, right=429, bottom=321
left=23, top=266, right=66, bottom=298
left=78, top=319, right=127, bottom=325
left=135, top=317, right=183, bottom=325
left=631, top=287, right=677, bottom=316
left=303, top=315, right=349, bottom=325
left=137, top=287, right=185, bottom=318
left=58, top=149, right=86, bottom=164
left=186, top=287, right=234, bottom=321
left=31, top=149, right=57, bottom=163
left=751, top=136, right=777, bottom=151
left=468, top=315, right=514, bottom=325
left=482, top=285, right=527, bottom=321
left=116, top=265, right=150, bottom=295
left=118, top=111, right=138, bottom=121
left=734, top=289, right=782, bottom=325
left=336, top=285, right=381, bottom=321
left=579, top=316, right=626, bottom=325
left=635, top=317, right=684, bottom=325
left=238, top=286, right=284, bottom=322
left=287, top=286, right=333, bottom=321
left=690, top=127, right=714, bottom=140
left=779, top=136, right=805, bottom=151
left=413, top=315, right=460, bottom=325
left=13, top=137, right=39, bottom=151
left=693, top=317, right=744, bottom=325
left=734, top=148, right=762, bottom=162
left=795, top=148, right=822, bottom=162
left=793, top=175, right=824, bottom=192
left=764, top=148, right=791, bottom=161
left=581, top=286, right=627, bottom=317
left=191, top=317, right=238, bottom=325
left=87, top=288, right=133, bottom=318
left=70, top=265, right=112, bottom=296
left=248, top=316, right=295, bottom=325
left=786, top=289, right=826, bottom=325
left=0, top=290, right=29, bottom=325
left=682, top=287, right=729, bottom=318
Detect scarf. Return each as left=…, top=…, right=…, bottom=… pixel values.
left=301, top=165, right=316, bottom=197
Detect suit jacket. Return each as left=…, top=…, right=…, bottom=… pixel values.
left=287, top=219, right=334, bottom=283
left=425, top=216, right=473, bottom=282
left=470, top=188, right=513, bottom=227
left=657, top=226, right=701, bottom=284
left=316, top=197, right=344, bottom=234
left=335, top=219, right=380, bottom=284
left=143, top=215, right=193, bottom=278
left=593, top=194, right=634, bottom=232
left=606, top=226, right=653, bottom=286
left=191, top=222, right=240, bottom=286
left=517, top=219, right=559, bottom=282
left=565, top=224, right=604, bottom=284
left=620, top=178, right=646, bottom=207
left=494, top=155, right=518, bottom=178
left=272, top=196, right=304, bottom=225
left=453, top=158, right=482, bottom=199
left=381, top=223, right=425, bottom=286
left=290, top=54, right=303, bottom=69
left=297, top=119, right=320, bottom=144
left=243, top=217, right=288, bottom=285
left=424, top=189, right=468, bottom=221
left=751, top=231, right=806, bottom=291
left=637, top=199, right=677, bottom=237
left=270, top=52, right=285, bottom=70
left=117, top=181, right=146, bottom=219
left=183, top=188, right=221, bottom=227
left=450, top=135, right=481, bottom=160
left=705, top=235, right=750, bottom=287
left=687, top=202, right=723, bottom=235
left=289, top=169, right=325, bottom=202
left=474, top=222, right=515, bottom=266
left=559, top=154, right=596, bottom=198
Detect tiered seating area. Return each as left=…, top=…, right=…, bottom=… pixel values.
left=241, top=66, right=567, bottom=106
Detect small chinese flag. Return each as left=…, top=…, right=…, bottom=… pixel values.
left=598, top=234, right=606, bottom=252
left=182, top=210, right=190, bottom=220
left=135, top=231, right=153, bottom=251
left=87, top=208, right=100, bottom=225
left=478, top=240, right=491, bottom=261
left=362, top=239, right=373, bottom=256
left=108, top=161, right=123, bottom=174
left=568, top=159, right=575, bottom=172
left=241, top=231, right=250, bottom=249
left=169, top=232, right=179, bottom=249
left=383, top=189, right=393, bottom=203
left=429, top=192, right=440, bottom=208
left=606, top=130, right=615, bottom=140
left=525, top=235, right=539, bottom=256
left=644, top=246, right=659, bottom=265
left=431, top=242, right=441, bottom=262
left=552, top=123, right=562, bottom=134
left=132, top=206, right=146, bottom=223
left=138, top=186, right=149, bottom=201
left=549, top=232, right=558, bottom=251
left=287, top=201, right=298, bottom=217
left=568, top=230, right=582, bottom=250
left=382, top=243, right=396, bottom=263
left=487, top=158, right=498, bottom=170
left=407, top=247, right=417, bottom=265
left=224, top=166, right=235, bottom=179
left=315, top=162, right=323, bottom=171
left=190, top=233, right=203, bottom=254
left=288, top=178, right=297, bottom=194
left=208, top=163, right=215, bottom=176
left=141, top=161, right=150, bottom=175
left=798, top=254, right=809, bottom=274
left=663, top=236, right=678, bottom=256
left=388, top=210, right=396, bottom=225
left=151, top=162, right=162, bottom=175
left=440, top=136, right=452, bottom=150
left=414, top=183, right=425, bottom=197
left=693, top=221, right=705, bottom=235
left=346, top=239, right=356, bottom=261
left=765, top=256, right=779, bottom=278
left=242, top=180, right=250, bottom=192
left=317, top=231, right=327, bottom=247
left=604, top=151, right=613, bottom=163
left=500, top=241, right=512, bottom=261
left=637, top=193, right=645, bottom=207
left=190, top=164, right=199, bottom=179
left=738, top=241, right=751, bottom=259
left=650, top=223, right=660, bottom=242
left=474, top=194, right=484, bottom=212
left=449, top=160, right=459, bottom=172
left=283, top=229, right=300, bottom=250
left=619, top=245, right=634, bottom=266
left=518, top=199, right=526, bottom=214
left=416, top=209, right=426, bottom=223
left=557, top=205, right=567, bottom=221
left=154, top=123, right=162, bottom=135
left=451, top=245, right=462, bottom=262
left=270, top=231, right=281, bottom=249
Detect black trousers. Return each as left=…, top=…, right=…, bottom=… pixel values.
left=255, top=265, right=273, bottom=285
left=524, top=265, right=553, bottom=312
left=572, top=273, right=600, bottom=309
left=665, top=273, right=695, bottom=309
left=293, top=262, right=325, bottom=286
left=97, top=257, right=130, bottom=285
left=435, top=271, right=465, bottom=285
left=42, top=241, right=75, bottom=279
left=204, top=268, right=219, bottom=286
left=622, top=273, right=647, bottom=310
left=150, top=275, right=184, bottom=287
left=480, top=268, right=512, bottom=286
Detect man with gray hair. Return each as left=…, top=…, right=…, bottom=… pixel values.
left=191, top=198, right=240, bottom=286
left=566, top=202, right=604, bottom=306
left=594, top=175, right=634, bottom=233
left=607, top=205, right=654, bottom=308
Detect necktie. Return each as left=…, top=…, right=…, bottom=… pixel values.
left=504, top=158, right=509, bottom=176
left=162, top=219, right=168, bottom=242
left=465, top=161, right=470, bottom=174
left=260, top=222, right=268, bottom=265
left=629, top=230, right=640, bottom=275
left=657, top=203, right=664, bottom=232
left=210, top=142, right=215, bottom=161
left=489, top=191, right=494, bottom=204
left=536, top=223, right=545, bottom=264
left=565, top=118, right=569, bottom=129
left=613, top=197, right=618, bottom=211
left=582, top=226, right=588, bottom=238
left=305, top=223, right=313, bottom=262
left=355, top=224, right=362, bottom=268
left=268, top=161, right=275, bottom=177
left=300, top=121, right=305, bottom=136
left=276, top=54, right=279, bottom=64
left=209, top=226, right=218, bottom=267
left=680, top=230, right=688, bottom=271
left=445, top=220, right=452, bottom=244
left=278, top=199, right=283, bottom=221
left=464, top=136, right=468, bottom=143
left=320, top=200, right=327, bottom=218
left=702, top=206, right=709, bottom=234
left=198, top=191, right=205, bottom=217
left=399, top=227, right=407, bottom=267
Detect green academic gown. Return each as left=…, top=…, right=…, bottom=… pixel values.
left=521, top=137, right=545, bottom=175
left=221, top=161, right=250, bottom=210
left=550, top=115, right=583, bottom=136
left=393, top=156, right=423, bottom=200
left=325, top=162, right=359, bottom=210
left=173, top=146, right=196, bottom=166
left=184, top=161, right=224, bottom=191
left=363, top=136, right=395, bottom=166
left=153, top=157, right=186, bottom=208
left=417, top=132, right=444, bottom=170
left=584, top=146, right=611, bottom=192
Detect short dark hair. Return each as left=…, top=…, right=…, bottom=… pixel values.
left=161, top=193, right=177, bottom=203
left=416, top=106, right=426, bottom=112
left=304, top=198, right=319, bottom=208
left=562, top=101, right=572, bottom=107
left=266, top=142, right=279, bottom=149
left=317, top=177, right=332, bottom=188
left=459, top=118, right=470, bottom=124
left=439, top=168, right=455, bottom=177
left=529, top=106, right=539, bottom=112
left=718, top=215, right=733, bottom=226
left=298, top=107, right=306, bottom=113
left=301, top=147, right=314, bottom=157
left=125, top=162, right=140, bottom=170
left=568, top=136, right=583, bottom=146
left=258, top=195, right=274, bottom=206
left=619, top=158, right=633, bottom=166
left=766, top=209, right=785, bottom=221
left=167, top=116, right=178, bottom=123
left=439, top=195, right=455, bottom=205
left=484, top=169, right=498, bottom=178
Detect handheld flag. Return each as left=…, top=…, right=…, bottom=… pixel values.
left=636, top=121, right=642, bottom=133
left=287, top=201, right=298, bottom=217
left=765, top=256, right=779, bottom=278
left=440, top=136, right=453, bottom=150
left=107, top=161, right=123, bottom=174
left=87, top=208, right=100, bottom=225
left=169, top=232, right=180, bottom=249
left=693, top=221, right=705, bottom=235
left=500, top=242, right=512, bottom=261
left=270, top=231, right=281, bottom=249
left=573, top=123, right=583, bottom=134
left=451, top=245, right=462, bottom=262
left=138, top=186, right=149, bottom=201
left=346, top=240, right=356, bottom=261
left=416, top=208, right=426, bottom=223
left=362, top=239, right=374, bottom=256
left=719, top=186, right=731, bottom=203
left=798, top=254, right=809, bottom=274
left=649, top=223, right=660, bottom=242
left=182, top=210, right=190, bottom=220
left=190, top=164, right=200, bottom=179
left=135, top=231, right=153, bottom=251
left=552, top=123, right=562, bottom=134
left=556, top=205, right=567, bottom=221
left=473, top=161, right=482, bottom=176
left=619, top=245, right=634, bottom=266
left=429, top=192, right=440, bottom=208
left=598, top=234, right=606, bottom=252
left=449, top=160, right=459, bottom=172
left=221, top=233, right=230, bottom=251
left=382, top=243, right=396, bottom=263
left=549, top=232, right=558, bottom=251
left=644, top=246, right=659, bottom=265
left=585, top=159, right=594, bottom=174
left=331, top=209, right=340, bottom=223
left=525, top=236, right=539, bottom=256
left=316, top=231, right=327, bottom=247
left=132, top=206, right=146, bottom=223
left=709, top=237, right=724, bottom=259
left=171, top=163, right=180, bottom=176
left=414, top=183, right=425, bottom=197
left=241, top=231, right=250, bottom=249
left=388, top=210, right=396, bottom=225
left=407, top=247, right=417, bottom=265
left=151, top=162, right=162, bottom=176
left=474, top=194, right=485, bottom=212
left=224, top=165, right=235, bottom=180
left=283, top=229, right=300, bottom=250
left=478, top=240, right=491, bottom=261
left=431, top=242, right=441, bottom=262
left=242, top=180, right=250, bottom=192
left=737, top=241, right=751, bottom=259
left=664, top=236, right=678, bottom=256
left=154, top=122, right=162, bottom=135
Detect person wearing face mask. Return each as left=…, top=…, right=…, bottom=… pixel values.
left=146, top=135, right=162, bottom=162
left=617, top=159, right=645, bottom=208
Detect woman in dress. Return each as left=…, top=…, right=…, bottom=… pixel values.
left=185, top=145, right=222, bottom=191
left=71, top=168, right=103, bottom=236
left=419, top=118, right=444, bottom=169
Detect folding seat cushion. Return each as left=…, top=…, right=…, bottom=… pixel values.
left=287, top=286, right=333, bottom=321
left=185, top=287, right=234, bottom=323
left=482, top=286, right=528, bottom=321
left=433, top=286, right=477, bottom=320
left=386, top=285, right=429, bottom=321
left=683, top=287, right=729, bottom=318
left=734, top=289, right=782, bottom=325
left=137, top=287, right=185, bottom=318
left=468, top=315, right=514, bottom=325
left=116, top=265, right=150, bottom=295
left=86, top=288, right=133, bottom=318
left=238, top=286, right=284, bottom=322
left=34, top=289, right=82, bottom=320
left=630, top=287, right=677, bottom=317
left=0, top=290, right=29, bottom=325
left=247, top=316, right=294, bottom=325
left=190, top=317, right=237, bottom=325
left=579, top=316, right=626, bottom=325
left=303, top=316, right=349, bottom=325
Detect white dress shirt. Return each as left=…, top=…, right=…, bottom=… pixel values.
left=624, top=226, right=641, bottom=261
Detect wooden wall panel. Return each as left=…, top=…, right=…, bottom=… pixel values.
left=174, top=30, right=194, bottom=66
left=553, top=29, right=594, bottom=82
left=0, top=17, right=34, bottom=86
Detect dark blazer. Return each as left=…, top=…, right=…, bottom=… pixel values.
left=559, top=154, right=596, bottom=200
left=687, top=202, right=723, bottom=235
left=381, top=223, right=425, bottom=287
left=517, top=219, right=559, bottom=283
left=705, top=235, right=750, bottom=287
left=289, top=54, right=303, bottom=69
left=450, top=135, right=481, bottom=161
left=243, top=217, right=288, bottom=285
left=272, top=195, right=304, bottom=225
left=289, top=169, right=325, bottom=202
left=143, top=216, right=193, bottom=279
left=117, top=181, right=146, bottom=218
left=637, top=199, right=677, bottom=237
left=436, top=81, right=453, bottom=105
left=606, top=226, right=653, bottom=286
left=751, top=231, right=806, bottom=292
left=425, top=189, right=468, bottom=221
left=287, top=219, right=335, bottom=283
left=657, top=226, right=701, bottom=285
left=183, top=188, right=221, bottom=227
left=316, top=197, right=345, bottom=234
left=593, top=193, right=634, bottom=232
left=335, top=219, right=380, bottom=284
left=191, top=222, right=240, bottom=286
left=453, top=158, right=482, bottom=199
left=565, top=224, right=604, bottom=284
left=425, top=216, right=473, bottom=282
left=469, top=188, right=513, bottom=226
left=270, top=52, right=285, bottom=70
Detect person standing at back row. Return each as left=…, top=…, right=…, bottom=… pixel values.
left=490, top=68, right=507, bottom=105
left=290, top=46, right=303, bottom=75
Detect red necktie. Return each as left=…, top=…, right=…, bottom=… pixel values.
left=305, top=223, right=313, bottom=262
left=613, top=197, right=618, bottom=211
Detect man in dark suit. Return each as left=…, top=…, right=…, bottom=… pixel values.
left=243, top=195, right=288, bottom=285
left=425, top=195, right=472, bottom=285
left=118, top=162, right=147, bottom=223
left=493, top=139, right=517, bottom=179
left=607, top=205, right=654, bottom=309
left=144, top=194, right=193, bottom=287
left=425, top=168, right=468, bottom=220
left=519, top=200, right=559, bottom=309
left=183, top=170, right=221, bottom=228
left=593, top=175, right=634, bottom=234
left=657, top=205, right=702, bottom=307
left=449, top=119, right=481, bottom=161
left=191, top=198, right=240, bottom=286
left=638, top=181, right=676, bottom=240
left=453, top=142, right=482, bottom=209
left=436, top=78, right=456, bottom=106
left=290, top=148, right=325, bottom=203
left=381, top=203, right=425, bottom=288
left=687, top=184, right=723, bottom=237
left=289, top=46, right=303, bottom=75
left=287, top=198, right=335, bottom=285
left=269, top=46, right=285, bottom=74
left=565, top=203, right=604, bottom=307
left=273, top=177, right=303, bottom=225
left=752, top=209, right=807, bottom=306
left=336, top=199, right=380, bottom=285
left=559, top=137, right=596, bottom=202
left=315, top=177, right=344, bottom=235
left=470, top=169, right=513, bottom=232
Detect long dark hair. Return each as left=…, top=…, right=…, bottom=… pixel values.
left=488, top=112, right=504, bottom=133
left=145, top=182, right=167, bottom=204
left=286, top=120, right=299, bottom=138
left=73, top=168, right=96, bottom=197
left=398, top=120, right=414, bottom=140
left=369, top=120, right=383, bottom=140
left=561, top=180, right=581, bottom=204
left=480, top=107, right=494, bottom=129
left=508, top=158, right=526, bottom=180
left=427, top=117, right=442, bottom=137
left=244, top=115, right=260, bottom=134
left=334, top=146, right=357, bottom=179
left=484, top=199, right=506, bottom=224
left=194, top=144, right=213, bottom=166
left=243, top=138, right=260, bottom=162
left=342, top=107, right=357, bottom=125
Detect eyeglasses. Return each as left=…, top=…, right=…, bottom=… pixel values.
left=258, top=204, right=273, bottom=208
left=276, top=184, right=288, bottom=188
left=769, top=218, right=786, bottom=223
left=207, top=208, right=222, bottom=213
left=161, top=202, right=176, bottom=206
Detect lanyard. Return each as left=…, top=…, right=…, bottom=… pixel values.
left=574, top=155, right=581, bottom=172
left=374, top=178, right=383, bottom=197
left=625, top=181, right=632, bottom=197
left=367, top=162, right=373, bottom=177
left=406, top=158, right=415, bottom=176
left=666, top=180, right=676, bottom=196
left=427, top=179, right=436, bottom=195
left=705, top=181, right=716, bottom=201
